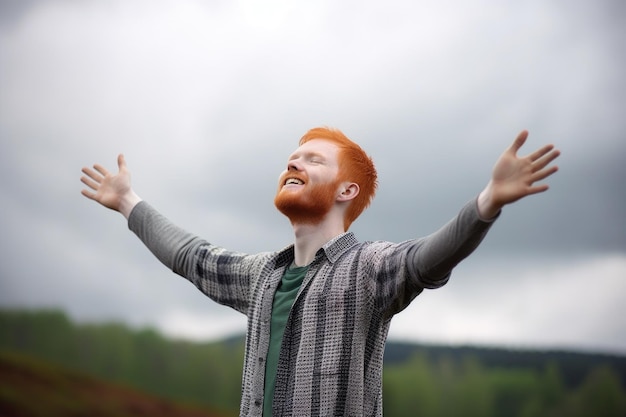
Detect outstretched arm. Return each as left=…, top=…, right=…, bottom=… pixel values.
left=477, top=130, right=560, bottom=219
left=80, top=154, right=142, bottom=219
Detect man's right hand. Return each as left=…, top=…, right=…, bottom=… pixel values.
left=81, top=154, right=142, bottom=219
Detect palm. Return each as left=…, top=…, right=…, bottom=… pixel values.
left=490, top=130, right=560, bottom=207
left=81, top=154, right=131, bottom=211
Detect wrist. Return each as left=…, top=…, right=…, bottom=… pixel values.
left=119, top=191, right=142, bottom=219
left=477, top=183, right=502, bottom=220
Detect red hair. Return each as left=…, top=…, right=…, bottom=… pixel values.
left=300, top=127, right=378, bottom=230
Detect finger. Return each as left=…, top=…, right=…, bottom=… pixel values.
left=525, top=184, right=550, bottom=196
left=117, top=154, right=126, bottom=172
left=532, top=149, right=560, bottom=171
left=531, top=165, right=559, bottom=183
left=81, top=189, right=96, bottom=200
left=508, top=130, right=529, bottom=154
left=81, top=166, right=103, bottom=182
left=528, top=144, right=556, bottom=162
left=532, top=150, right=561, bottom=172
left=80, top=175, right=100, bottom=191
left=93, top=163, right=109, bottom=177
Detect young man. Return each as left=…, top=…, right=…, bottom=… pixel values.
left=80, top=127, right=560, bottom=417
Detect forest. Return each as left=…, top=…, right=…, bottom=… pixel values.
left=1, top=308, right=624, bottom=416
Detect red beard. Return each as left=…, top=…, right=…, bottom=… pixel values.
left=274, top=176, right=342, bottom=226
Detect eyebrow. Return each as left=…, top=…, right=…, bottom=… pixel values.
left=289, top=151, right=327, bottom=161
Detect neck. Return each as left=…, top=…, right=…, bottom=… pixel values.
left=290, top=214, right=346, bottom=267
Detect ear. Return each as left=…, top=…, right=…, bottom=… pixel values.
left=336, top=182, right=360, bottom=202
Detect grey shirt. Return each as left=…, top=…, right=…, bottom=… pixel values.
left=128, top=197, right=496, bottom=417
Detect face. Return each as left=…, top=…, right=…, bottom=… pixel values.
left=274, top=139, right=343, bottom=225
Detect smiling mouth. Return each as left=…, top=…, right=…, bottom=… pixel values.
left=285, top=178, right=304, bottom=186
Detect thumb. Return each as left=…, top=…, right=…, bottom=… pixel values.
left=117, top=153, right=127, bottom=172
left=509, top=130, right=529, bottom=155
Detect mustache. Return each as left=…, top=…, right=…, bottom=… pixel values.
left=278, top=171, right=307, bottom=186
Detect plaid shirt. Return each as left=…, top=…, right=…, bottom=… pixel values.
left=129, top=198, right=495, bottom=417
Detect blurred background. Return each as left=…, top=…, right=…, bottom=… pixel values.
left=0, top=0, right=626, bottom=417
left=0, top=0, right=625, bottom=415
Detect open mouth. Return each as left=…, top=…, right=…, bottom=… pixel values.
left=284, top=178, right=304, bottom=186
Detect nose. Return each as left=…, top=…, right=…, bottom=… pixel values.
left=287, top=159, right=301, bottom=171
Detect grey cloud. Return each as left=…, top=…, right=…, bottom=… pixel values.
left=1, top=0, right=624, bottom=352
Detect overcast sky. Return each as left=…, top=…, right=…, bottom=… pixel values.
left=1, top=0, right=625, bottom=355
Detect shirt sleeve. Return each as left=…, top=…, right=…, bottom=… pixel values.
left=405, top=196, right=498, bottom=289
left=127, top=201, right=255, bottom=314
left=369, top=196, right=498, bottom=317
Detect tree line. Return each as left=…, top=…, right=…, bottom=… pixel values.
left=1, top=308, right=624, bottom=416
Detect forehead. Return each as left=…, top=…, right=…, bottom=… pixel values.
left=289, top=139, right=340, bottom=161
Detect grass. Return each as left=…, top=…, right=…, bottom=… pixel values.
left=0, top=349, right=228, bottom=417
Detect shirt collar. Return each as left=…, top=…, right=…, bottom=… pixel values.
left=274, top=232, right=359, bottom=267
left=320, top=231, right=359, bottom=264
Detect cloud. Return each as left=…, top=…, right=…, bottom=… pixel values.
left=390, top=253, right=626, bottom=354
left=0, top=0, right=624, bottom=354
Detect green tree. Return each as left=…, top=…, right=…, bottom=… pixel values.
left=519, top=363, right=565, bottom=417
left=573, top=365, right=626, bottom=417
left=489, top=368, right=540, bottom=417
left=384, top=353, right=439, bottom=417
left=454, top=356, right=494, bottom=417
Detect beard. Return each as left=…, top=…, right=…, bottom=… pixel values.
left=274, top=177, right=342, bottom=226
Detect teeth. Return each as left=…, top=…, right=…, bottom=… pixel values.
left=285, top=178, right=304, bottom=185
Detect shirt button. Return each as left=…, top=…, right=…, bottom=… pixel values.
left=254, top=399, right=262, bottom=406
left=258, top=357, right=264, bottom=363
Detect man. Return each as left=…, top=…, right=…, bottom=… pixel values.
left=80, top=127, right=560, bottom=417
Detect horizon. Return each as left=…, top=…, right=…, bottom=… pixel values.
left=3, top=306, right=624, bottom=358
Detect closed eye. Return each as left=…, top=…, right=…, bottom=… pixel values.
left=308, top=153, right=327, bottom=164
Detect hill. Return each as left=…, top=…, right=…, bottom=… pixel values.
left=1, top=308, right=625, bottom=416
left=0, top=349, right=224, bottom=417
left=384, top=340, right=626, bottom=388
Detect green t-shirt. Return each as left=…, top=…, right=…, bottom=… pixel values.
left=263, top=264, right=309, bottom=417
